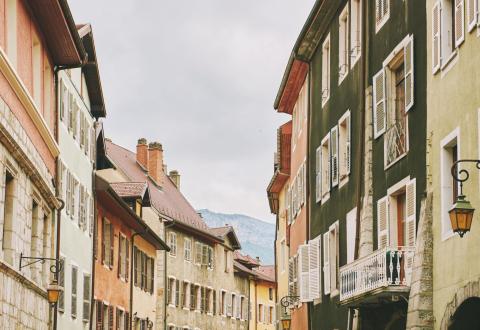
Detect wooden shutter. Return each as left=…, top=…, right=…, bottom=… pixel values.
left=331, top=126, right=339, bottom=187
left=373, top=68, right=386, bottom=138
left=117, top=236, right=122, bottom=278
left=333, top=222, right=340, bottom=291
left=432, top=2, right=441, bottom=73
left=309, top=237, right=321, bottom=300
left=124, top=312, right=129, bottom=330
left=83, top=274, right=91, bottom=322
left=58, top=258, right=65, bottom=311
left=96, top=300, right=103, bottom=330
left=316, top=147, right=321, bottom=202
left=377, top=196, right=389, bottom=249
left=467, top=0, right=478, bottom=30
left=175, top=279, right=180, bottom=307
left=195, top=242, right=202, bottom=264
left=455, top=0, right=465, bottom=47
left=150, top=257, right=154, bottom=294
left=299, top=244, right=310, bottom=302
left=404, top=36, right=414, bottom=112
left=101, top=218, right=106, bottom=264
left=109, top=223, right=114, bottom=269
left=133, top=247, right=138, bottom=286
left=346, top=113, right=351, bottom=174
left=126, top=240, right=129, bottom=282
left=108, top=305, right=114, bottom=330
left=405, top=179, right=417, bottom=249
left=71, top=266, right=77, bottom=317
left=323, top=232, right=330, bottom=295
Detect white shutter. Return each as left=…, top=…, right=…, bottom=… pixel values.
left=323, top=233, right=330, bottom=295
left=315, top=147, right=321, bottom=202
left=404, top=36, right=414, bottom=112
left=331, top=222, right=340, bottom=292
left=288, top=258, right=294, bottom=296
left=302, top=162, right=306, bottom=206
left=455, top=0, right=465, bottom=47
left=346, top=114, right=351, bottom=174
left=432, top=2, right=441, bottom=73
left=331, top=126, right=339, bottom=187
left=467, top=0, right=478, bottom=31
left=373, top=68, right=386, bottom=138
left=405, top=179, right=416, bottom=284
left=346, top=208, right=357, bottom=263
left=377, top=196, right=389, bottom=249
left=299, top=245, right=310, bottom=302
left=309, top=237, right=321, bottom=300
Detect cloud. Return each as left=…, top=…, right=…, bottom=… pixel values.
left=69, top=0, right=315, bottom=222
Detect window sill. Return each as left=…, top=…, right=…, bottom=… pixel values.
left=439, top=50, right=458, bottom=79
left=339, top=175, right=349, bottom=189
left=321, top=192, right=330, bottom=204
left=375, top=14, right=389, bottom=34
left=384, top=151, right=408, bottom=171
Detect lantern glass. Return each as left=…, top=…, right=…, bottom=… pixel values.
left=281, top=318, right=291, bottom=330
left=47, top=281, right=62, bottom=304
left=449, top=195, right=475, bottom=237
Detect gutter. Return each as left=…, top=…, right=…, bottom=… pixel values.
left=163, top=219, right=176, bottom=330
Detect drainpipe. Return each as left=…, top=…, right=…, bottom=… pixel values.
left=254, top=281, right=258, bottom=330
left=247, top=275, right=252, bottom=330
left=163, top=219, right=175, bottom=330
left=89, top=162, right=97, bottom=330
left=273, top=213, right=278, bottom=330
left=351, top=0, right=368, bottom=328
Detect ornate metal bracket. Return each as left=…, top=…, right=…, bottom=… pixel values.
left=280, top=295, right=300, bottom=314
left=451, top=159, right=480, bottom=195
left=19, top=252, right=63, bottom=277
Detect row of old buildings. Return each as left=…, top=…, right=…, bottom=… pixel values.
left=268, top=0, right=480, bottom=329
left=0, top=1, right=277, bottom=330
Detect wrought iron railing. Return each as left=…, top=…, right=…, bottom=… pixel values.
left=385, top=112, right=407, bottom=166
left=339, top=246, right=415, bottom=302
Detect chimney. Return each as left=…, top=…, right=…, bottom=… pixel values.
left=169, top=170, right=180, bottom=190
left=136, top=138, right=148, bottom=169
left=148, top=142, right=163, bottom=186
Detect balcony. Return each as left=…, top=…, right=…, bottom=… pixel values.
left=339, top=246, right=415, bottom=306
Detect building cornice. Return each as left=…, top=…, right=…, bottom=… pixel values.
left=0, top=48, right=60, bottom=158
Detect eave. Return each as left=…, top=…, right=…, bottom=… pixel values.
left=77, top=24, right=106, bottom=118
left=26, top=0, right=86, bottom=66
left=167, top=220, right=224, bottom=246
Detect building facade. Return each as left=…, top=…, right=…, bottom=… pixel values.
left=427, top=0, right=480, bottom=328
left=0, top=1, right=84, bottom=328
left=56, top=23, right=105, bottom=330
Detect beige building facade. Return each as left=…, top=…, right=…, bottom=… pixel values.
left=427, top=0, right=480, bottom=328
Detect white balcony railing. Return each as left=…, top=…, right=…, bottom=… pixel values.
left=339, top=246, right=415, bottom=302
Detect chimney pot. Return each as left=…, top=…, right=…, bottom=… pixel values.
left=148, top=141, right=164, bottom=186
left=136, top=138, right=148, bottom=169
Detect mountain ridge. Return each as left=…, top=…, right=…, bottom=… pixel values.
left=197, top=209, right=275, bottom=265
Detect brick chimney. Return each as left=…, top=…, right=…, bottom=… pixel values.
left=136, top=138, right=148, bottom=169
left=148, top=142, right=163, bottom=186
left=169, top=170, right=180, bottom=190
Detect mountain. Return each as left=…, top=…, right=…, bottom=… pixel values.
left=197, top=209, right=275, bottom=265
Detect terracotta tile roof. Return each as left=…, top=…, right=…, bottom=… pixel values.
left=210, top=226, right=232, bottom=238
left=105, top=140, right=210, bottom=231
left=233, top=251, right=260, bottom=266
left=110, top=182, right=147, bottom=198
left=254, top=265, right=275, bottom=282
left=233, top=260, right=256, bottom=276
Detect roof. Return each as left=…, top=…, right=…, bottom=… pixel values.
left=254, top=265, right=275, bottom=283
left=105, top=140, right=211, bottom=232
left=233, top=260, right=256, bottom=277
left=234, top=251, right=260, bottom=267
left=110, top=182, right=148, bottom=198
left=210, top=226, right=241, bottom=250
left=26, top=0, right=86, bottom=65
left=77, top=24, right=106, bottom=118
left=95, top=175, right=169, bottom=251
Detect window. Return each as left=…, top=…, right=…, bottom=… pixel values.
left=32, top=34, right=42, bottom=108
left=338, top=5, right=349, bottom=83
left=350, top=0, right=362, bottom=67
left=175, top=279, right=180, bottom=307
left=118, top=235, right=129, bottom=280
left=6, top=0, right=17, bottom=67
left=184, top=238, right=191, bottom=261
left=338, top=110, right=351, bottom=184
left=2, top=169, right=15, bottom=264
left=330, top=126, right=339, bottom=187
left=269, top=306, right=274, bottom=324
left=373, top=36, right=414, bottom=168
left=258, top=304, right=264, bottom=323
left=375, top=0, right=390, bottom=31
left=377, top=177, right=416, bottom=249
left=83, top=274, right=91, bottom=322
left=292, top=81, right=308, bottom=145
left=205, top=288, right=212, bottom=314
left=43, top=59, right=52, bottom=130
left=321, top=34, right=331, bottom=106
left=290, top=161, right=306, bottom=219
left=323, top=222, right=339, bottom=296
left=71, top=265, right=78, bottom=318
left=432, top=0, right=465, bottom=73
left=221, top=291, right=226, bottom=315
left=240, top=296, right=245, bottom=320
left=193, top=285, right=200, bottom=311
left=167, top=277, right=175, bottom=305
left=441, top=130, right=459, bottom=238
left=191, top=285, right=198, bottom=310
left=116, top=308, right=124, bottom=330
left=231, top=293, right=236, bottom=318
left=182, top=282, right=189, bottom=308
left=102, top=218, right=114, bottom=268
left=169, top=232, right=177, bottom=256
left=58, top=257, right=66, bottom=312
left=269, top=288, right=273, bottom=300
left=194, top=241, right=202, bottom=264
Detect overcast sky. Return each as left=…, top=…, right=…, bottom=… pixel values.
left=69, top=0, right=315, bottom=223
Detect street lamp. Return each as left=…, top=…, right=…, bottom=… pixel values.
left=279, top=295, right=299, bottom=330
left=280, top=314, right=292, bottom=330
left=450, top=160, right=479, bottom=237
left=47, top=280, right=62, bottom=305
